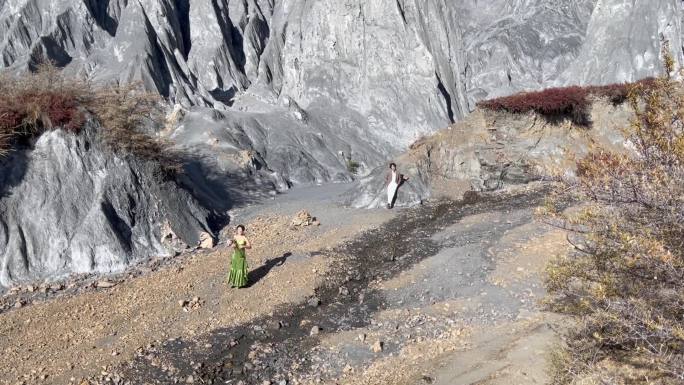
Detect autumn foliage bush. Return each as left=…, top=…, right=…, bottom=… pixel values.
left=477, top=78, right=656, bottom=126
left=541, top=48, right=684, bottom=383
left=0, top=64, right=181, bottom=174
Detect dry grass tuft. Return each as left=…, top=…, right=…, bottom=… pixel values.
left=0, top=63, right=181, bottom=174
left=540, top=46, right=684, bottom=384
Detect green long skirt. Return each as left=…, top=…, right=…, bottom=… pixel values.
left=228, top=249, right=248, bottom=288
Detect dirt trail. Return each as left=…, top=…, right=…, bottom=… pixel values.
left=0, top=185, right=393, bottom=385
left=0, top=183, right=572, bottom=385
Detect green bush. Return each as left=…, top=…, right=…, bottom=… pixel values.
left=346, top=159, right=360, bottom=175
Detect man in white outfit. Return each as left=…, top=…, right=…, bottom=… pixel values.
left=385, top=162, right=409, bottom=209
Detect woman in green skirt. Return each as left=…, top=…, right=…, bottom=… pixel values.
left=227, top=224, right=251, bottom=288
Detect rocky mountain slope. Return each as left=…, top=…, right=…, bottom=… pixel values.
left=345, top=99, right=635, bottom=208
left=0, top=122, right=216, bottom=288
left=0, top=0, right=681, bottom=286
left=1, top=0, right=681, bottom=181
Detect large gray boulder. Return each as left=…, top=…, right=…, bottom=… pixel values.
left=0, top=124, right=213, bottom=288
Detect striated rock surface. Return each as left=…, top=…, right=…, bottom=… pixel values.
left=559, top=0, right=683, bottom=85
left=0, top=123, right=213, bottom=287
left=0, top=0, right=682, bottom=283
left=1, top=0, right=682, bottom=183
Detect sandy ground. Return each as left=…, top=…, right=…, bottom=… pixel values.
left=0, top=183, right=572, bottom=385
left=0, top=184, right=394, bottom=385
left=311, top=191, right=571, bottom=385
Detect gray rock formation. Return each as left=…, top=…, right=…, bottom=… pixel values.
left=1, top=0, right=681, bottom=184
left=0, top=0, right=682, bottom=284
left=559, top=0, right=683, bottom=85
left=0, top=123, right=213, bottom=288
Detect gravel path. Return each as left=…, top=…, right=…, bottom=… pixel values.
left=97, top=186, right=560, bottom=385
left=1, top=183, right=569, bottom=385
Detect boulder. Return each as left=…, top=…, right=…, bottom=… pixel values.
left=291, top=211, right=317, bottom=227
left=0, top=123, right=212, bottom=288
left=198, top=232, right=216, bottom=249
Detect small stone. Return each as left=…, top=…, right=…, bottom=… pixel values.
left=185, top=375, right=194, bottom=383
left=338, top=286, right=349, bottom=296
left=358, top=333, right=366, bottom=342
left=310, top=326, right=321, bottom=336
left=14, top=300, right=23, bottom=309
left=343, top=364, right=354, bottom=374
left=96, top=280, right=116, bottom=289
left=371, top=341, right=383, bottom=353
left=307, top=297, right=321, bottom=307
left=178, top=300, right=187, bottom=307
left=262, top=381, right=272, bottom=385
left=198, top=232, right=215, bottom=249
left=291, top=210, right=314, bottom=226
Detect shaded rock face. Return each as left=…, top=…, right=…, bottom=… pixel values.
left=1, top=0, right=681, bottom=184
left=0, top=124, right=212, bottom=288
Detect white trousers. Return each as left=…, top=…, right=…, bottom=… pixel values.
left=387, top=181, right=399, bottom=204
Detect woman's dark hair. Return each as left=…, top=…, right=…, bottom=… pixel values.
left=236, top=224, right=245, bottom=232
left=389, top=162, right=396, bottom=168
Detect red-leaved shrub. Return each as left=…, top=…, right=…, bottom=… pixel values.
left=477, top=78, right=656, bottom=126
left=0, top=64, right=88, bottom=154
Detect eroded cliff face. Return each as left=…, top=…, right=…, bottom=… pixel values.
left=0, top=123, right=214, bottom=288
left=1, top=0, right=681, bottom=181
left=0, top=0, right=681, bottom=285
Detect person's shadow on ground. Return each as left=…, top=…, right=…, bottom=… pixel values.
left=248, top=252, right=292, bottom=287
left=390, top=178, right=408, bottom=208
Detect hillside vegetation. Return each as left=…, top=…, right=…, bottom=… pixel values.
left=0, top=65, right=180, bottom=174
left=477, top=78, right=656, bottom=127
left=539, top=51, right=684, bottom=383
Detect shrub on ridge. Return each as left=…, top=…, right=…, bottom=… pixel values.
left=477, top=78, right=656, bottom=126
left=0, top=64, right=181, bottom=174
